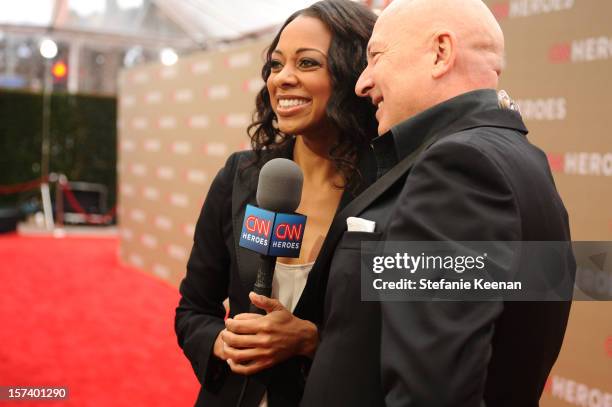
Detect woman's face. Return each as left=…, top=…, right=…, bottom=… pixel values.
left=267, top=16, right=333, bottom=137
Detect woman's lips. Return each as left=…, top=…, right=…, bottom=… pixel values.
left=275, top=98, right=312, bottom=116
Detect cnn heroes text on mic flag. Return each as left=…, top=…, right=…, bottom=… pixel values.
left=239, top=204, right=306, bottom=258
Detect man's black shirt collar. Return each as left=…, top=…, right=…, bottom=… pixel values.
left=371, top=89, right=526, bottom=178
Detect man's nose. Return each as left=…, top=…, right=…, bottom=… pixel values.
left=355, top=66, right=373, bottom=98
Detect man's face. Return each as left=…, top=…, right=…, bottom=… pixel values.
left=355, top=14, right=431, bottom=135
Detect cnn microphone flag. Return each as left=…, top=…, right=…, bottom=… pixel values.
left=239, top=204, right=306, bottom=258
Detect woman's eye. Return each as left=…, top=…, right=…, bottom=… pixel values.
left=270, top=60, right=283, bottom=71
left=299, top=59, right=320, bottom=69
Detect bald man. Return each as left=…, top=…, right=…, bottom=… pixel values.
left=300, top=0, right=573, bottom=406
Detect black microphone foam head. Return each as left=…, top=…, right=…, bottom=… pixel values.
left=256, top=158, right=303, bottom=213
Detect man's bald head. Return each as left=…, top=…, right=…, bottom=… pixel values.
left=382, top=0, right=504, bottom=83
left=355, top=0, right=505, bottom=134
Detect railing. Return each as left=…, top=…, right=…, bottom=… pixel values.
left=0, top=174, right=115, bottom=227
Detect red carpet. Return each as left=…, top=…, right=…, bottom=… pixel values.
left=0, top=233, right=199, bottom=406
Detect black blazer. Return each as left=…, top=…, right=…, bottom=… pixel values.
left=175, top=140, right=376, bottom=407
left=301, top=93, right=574, bottom=407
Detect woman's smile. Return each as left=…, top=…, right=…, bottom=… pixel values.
left=275, top=96, right=313, bottom=116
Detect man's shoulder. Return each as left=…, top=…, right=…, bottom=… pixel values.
left=431, top=125, right=544, bottom=165
left=438, top=125, right=527, bottom=150
left=409, top=125, right=549, bottom=187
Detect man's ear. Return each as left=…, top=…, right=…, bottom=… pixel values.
left=431, top=31, right=456, bottom=79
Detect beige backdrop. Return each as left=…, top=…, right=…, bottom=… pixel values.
left=118, top=1, right=611, bottom=404
left=483, top=0, right=612, bottom=405
left=118, top=41, right=265, bottom=286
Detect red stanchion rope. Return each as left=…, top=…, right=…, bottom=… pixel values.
left=60, top=183, right=117, bottom=225
left=0, top=176, right=50, bottom=195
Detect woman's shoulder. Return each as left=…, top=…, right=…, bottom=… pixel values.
left=206, top=150, right=259, bottom=202
left=215, top=149, right=255, bottom=179
left=225, top=149, right=255, bottom=169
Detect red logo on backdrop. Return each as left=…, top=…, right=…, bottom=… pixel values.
left=606, top=336, right=612, bottom=358
left=547, top=153, right=565, bottom=173
left=491, top=2, right=510, bottom=20
left=241, top=80, right=250, bottom=92
left=549, top=43, right=571, bottom=63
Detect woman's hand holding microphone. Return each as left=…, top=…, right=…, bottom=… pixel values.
left=213, top=292, right=318, bottom=375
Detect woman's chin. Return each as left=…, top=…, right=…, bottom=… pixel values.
left=278, top=123, right=305, bottom=136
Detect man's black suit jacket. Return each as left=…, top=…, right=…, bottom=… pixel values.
left=175, top=139, right=375, bottom=407
left=301, top=89, right=574, bottom=407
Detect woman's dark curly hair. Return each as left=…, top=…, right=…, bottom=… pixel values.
left=247, top=0, right=378, bottom=192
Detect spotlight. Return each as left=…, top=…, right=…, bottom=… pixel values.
left=40, top=38, right=58, bottom=59
left=160, top=48, right=178, bottom=66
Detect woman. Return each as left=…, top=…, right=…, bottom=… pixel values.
left=175, top=1, right=378, bottom=406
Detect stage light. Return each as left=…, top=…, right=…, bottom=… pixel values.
left=160, top=48, right=178, bottom=66
left=40, top=38, right=58, bottom=59
left=52, top=61, right=68, bottom=80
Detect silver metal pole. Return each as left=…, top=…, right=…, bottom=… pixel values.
left=67, top=39, right=80, bottom=94
left=41, top=58, right=54, bottom=230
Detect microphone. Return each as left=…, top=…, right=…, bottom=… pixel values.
left=239, top=158, right=306, bottom=314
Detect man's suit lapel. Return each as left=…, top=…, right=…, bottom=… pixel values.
left=309, top=135, right=431, bottom=268
left=292, top=146, right=377, bottom=319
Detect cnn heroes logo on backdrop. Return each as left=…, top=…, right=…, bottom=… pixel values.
left=548, top=152, right=612, bottom=177
left=491, top=0, right=574, bottom=20
left=551, top=36, right=612, bottom=64
left=515, top=97, right=566, bottom=121
left=545, top=375, right=612, bottom=407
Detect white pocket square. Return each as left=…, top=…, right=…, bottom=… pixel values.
left=346, top=217, right=376, bottom=232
